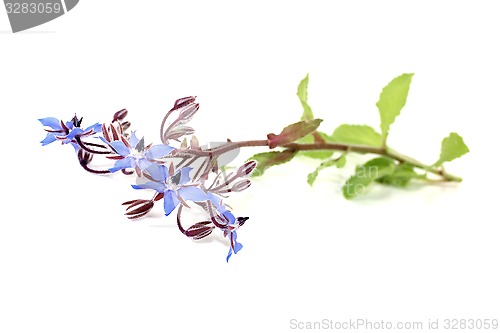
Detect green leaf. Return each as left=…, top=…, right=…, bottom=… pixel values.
left=377, top=73, right=414, bottom=142
left=296, top=131, right=334, bottom=159
left=376, top=163, right=426, bottom=187
left=267, top=119, right=322, bottom=149
left=342, top=157, right=396, bottom=199
left=248, top=150, right=297, bottom=177
left=434, top=132, right=469, bottom=166
left=307, top=155, right=347, bottom=186
left=297, top=74, right=314, bottom=121
left=331, top=124, right=383, bottom=147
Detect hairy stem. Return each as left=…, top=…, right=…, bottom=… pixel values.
left=182, top=139, right=462, bottom=182
left=75, top=137, right=112, bottom=155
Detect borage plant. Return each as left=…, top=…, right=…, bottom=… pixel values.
left=39, top=73, right=469, bottom=261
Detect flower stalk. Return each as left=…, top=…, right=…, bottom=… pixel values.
left=180, top=140, right=462, bottom=183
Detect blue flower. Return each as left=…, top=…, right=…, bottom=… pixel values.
left=39, top=116, right=102, bottom=151
left=170, top=188, right=248, bottom=261
left=102, top=132, right=174, bottom=173
left=221, top=210, right=246, bottom=262
left=205, top=193, right=248, bottom=262
left=132, top=164, right=209, bottom=216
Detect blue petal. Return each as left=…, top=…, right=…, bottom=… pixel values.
left=136, top=158, right=154, bottom=171
left=160, top=165, right=170, bottom=181
left=84, top=123, right=102, bottom=133
left=129, top=131, right=140, bottom=147
left=65, top=121, right=75, bottom=130
left=142, top=163, right=167, bottom=182
left=163, top=190, right=180, bottom=216
left=145, top=144, right=174, bottom=159
left=207, top=193, right=225, bottom=212
left=40, top=133, right=57, bottom=146
left=234, top=241, right=243, bottom=255
left=226, top=233, right=243, bottom=262
left=109, top=141, right=131, bottom=157
left=109, top=156, right=135, bottom=172
left=222, top=211, right=236, bottom=224
left=178, top=167, right=193, bottom=185
left=177, top=187, right=208, bottom=202
left=65, top=127, right=84, bottom=140
left=99, top=136, right=111, bottom=145
left=131, top=181, right=166, bottom=192
left=38, top=117, right=62, bottom=130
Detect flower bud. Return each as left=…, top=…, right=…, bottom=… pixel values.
left=113, top=108, right=128, bottom=122
left=173, top=96, right=196, bottom=110
left=237, top=160, right=257, bottom=176
left=179, top=103, right=199, bottom=120
left=231, top=179, right=251, bottom=192
left=121, top=121, right=131, bottom=131
left=185, top=222, right=214, bottom=240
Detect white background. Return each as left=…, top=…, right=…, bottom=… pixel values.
left=0, top=1, right=498, bottom=332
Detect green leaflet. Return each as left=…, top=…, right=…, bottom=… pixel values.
left=434, top=132, right=469, bottom=166
left=248, top=150, right=297, bottom=177
left=343, top=157, right=396, bottom=199
left=376, top=163, right=426, bottom=187
left=307, top=155, right=347, bottom=186
left=377, top=73, right=414, bottom=143
left=297, top=74, right=314, bottom=121
left=267, top=119, right=322, bottom=149
left=331, top=124, right=383, bottom=147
